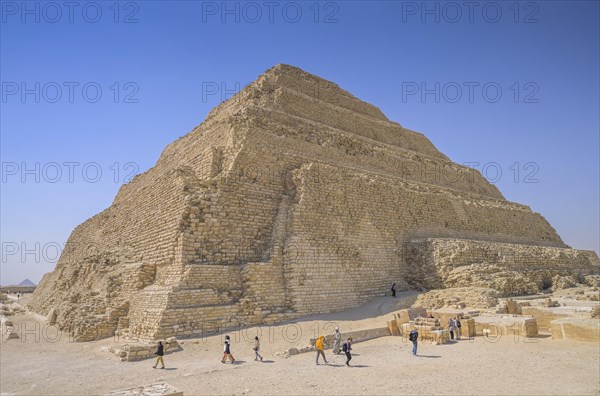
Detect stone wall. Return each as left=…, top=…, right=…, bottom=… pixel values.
left=550, top=318, right=600, bottom=342
left=280, top=163, right=573, bottom=314
left=404, top=238, right=600, bottom=295
left=310, top=326, right=391, bottom=348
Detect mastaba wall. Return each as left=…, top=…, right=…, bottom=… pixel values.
left=30, top=64, right=598, bottom=341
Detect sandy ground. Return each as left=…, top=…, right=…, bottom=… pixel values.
left=1, top=294, right=599, bottom=396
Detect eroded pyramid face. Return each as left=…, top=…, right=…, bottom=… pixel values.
left=30, top=64, right=599, bottom=341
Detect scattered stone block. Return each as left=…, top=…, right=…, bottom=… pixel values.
left=287, top=347, right=299, bottom=356
left=47, top=308, right=57, bottom=325
left=106, top=382, right=183, bottom=396
left=387, top=320, right=401, bottom=336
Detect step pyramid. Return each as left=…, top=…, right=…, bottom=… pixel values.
left=31, top=64, right=599, bottom=341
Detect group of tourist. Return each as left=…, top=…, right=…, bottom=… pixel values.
left=152, top=326, right=359, bottom=369
left=151, top=315, right=460, bottom=369
left=448, top=317, right=462, bottom=340
left=221, top=334, right=263, bottom=363
left=316, top=327, right=353, bottom=366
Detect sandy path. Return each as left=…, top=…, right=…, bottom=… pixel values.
left=1, top=294, right=599, bottom=396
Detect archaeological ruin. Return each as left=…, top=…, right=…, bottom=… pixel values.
left=30, top=64, right=600, bottom=341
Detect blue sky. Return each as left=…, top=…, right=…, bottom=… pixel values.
left=1, top=0, right=598, bottom=285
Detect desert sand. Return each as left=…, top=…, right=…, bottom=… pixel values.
left=1, top=293, right=599, bottom=396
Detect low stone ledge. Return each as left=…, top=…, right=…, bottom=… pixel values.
left=550, top=318, right=600, bottom=342
left=309, top=327, right=391, bottom=349
left=110, top=337, right=182, bottom=362
left=474, top=316, right=538, bottom=337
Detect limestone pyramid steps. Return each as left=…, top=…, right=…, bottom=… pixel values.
left=260, top=64, right=390, bottom=122
left=241, top=104, right=446, bottom=163
left=205, top=64, right=390, bottom=129
left=272, top=83, right=395, bottom=129
left=205, top=68, right=445, bottom=160
left=239, top=126, right=502, bottom=200
left=179, top=98, right=498, bottom=201
left=251, top=86, right=446, bottom=160
left=221, top=104, right=505, bottom=201
left=235, top=145, right=528, bottom=214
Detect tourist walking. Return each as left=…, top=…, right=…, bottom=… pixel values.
left=332, top=327, right=342, bottom=354
left=152, top=341, right=165, bottom=369
left=342, top=338, right=353, bottom=366
left=253, top=336, right=263, bottom=361
left=409, top=328, right=419, bottom=356
left=391, top=283, right=397, bottom=298
left=448, top=318, right=455, bottom=340
left=454, top=317, right=462, bottom=340
left=222, top=335, right=235, bottom=363
left=315, top=335, right=328, bottom=365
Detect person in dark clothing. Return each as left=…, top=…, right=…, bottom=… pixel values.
left=409, top=329, right=419, bottom=356
left=391, top=283, right=397, bottom=298
left=448, top=318, right=455, bottom=340
left=153, top=341, right=165, bottom=369
left=222, top=335, right=235, bottom=363
left=253, top=336, right=263, bottom=361
left=454, top=317, right=462, bottom=340
left=342, top=338, right=353, bottom=366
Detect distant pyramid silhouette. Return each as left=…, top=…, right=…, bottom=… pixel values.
left=18, top=279, right=35, bottom=286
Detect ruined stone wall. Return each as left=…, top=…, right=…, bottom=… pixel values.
left=404, top=238, right=600, bottom=295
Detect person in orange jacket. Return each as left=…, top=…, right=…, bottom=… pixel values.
left=315, top=335, right=328, bottom=365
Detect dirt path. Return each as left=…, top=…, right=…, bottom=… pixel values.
left=1, top=297, right=599, bottom=396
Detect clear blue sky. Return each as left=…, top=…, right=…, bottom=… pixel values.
left=1, top=1, right=598, bottom=285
